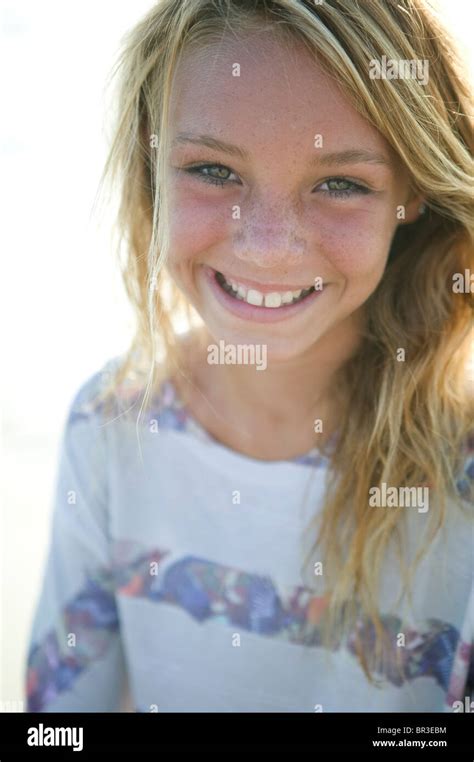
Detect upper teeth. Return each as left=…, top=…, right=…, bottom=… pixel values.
left=219, top=273, right=314, bottom=308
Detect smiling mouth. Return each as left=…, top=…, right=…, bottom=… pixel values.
left=214, top=271, right=316, bottom=308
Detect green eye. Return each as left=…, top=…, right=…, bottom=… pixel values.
left=327, top=179, right=352, bottom=191
left=318, top=177, right=370, bottom=199
left=201, top=166, right=231, bottom=181
left=185, top=163, right=236, bottom=187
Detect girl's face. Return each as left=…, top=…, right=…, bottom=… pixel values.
left=165, top=29, right=419, bottom=361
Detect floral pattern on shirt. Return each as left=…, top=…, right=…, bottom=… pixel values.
left=26, top=540, right=471, bottom=711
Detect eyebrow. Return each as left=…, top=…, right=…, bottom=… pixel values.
left=317, top=149, right=390, bottom=167
left=171, top=133, right=391, bottom=167
left=172, top=133, right=248, bottom=161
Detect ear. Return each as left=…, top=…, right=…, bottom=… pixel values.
left=399, top=192, right=426, bottom=225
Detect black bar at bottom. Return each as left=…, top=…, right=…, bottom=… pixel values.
left=0, top=711, right=472, bottom=757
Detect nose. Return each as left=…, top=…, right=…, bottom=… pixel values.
left=231, top=197, right=307, bottom=268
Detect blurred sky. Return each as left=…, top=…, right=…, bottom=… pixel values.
left=1, top=0, right=472, bottom=707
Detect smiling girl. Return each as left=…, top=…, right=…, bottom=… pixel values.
left=26, top=0, right=473, bottom=713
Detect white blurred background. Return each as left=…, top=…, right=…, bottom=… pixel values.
left=1, top=0, right=472, bottom=709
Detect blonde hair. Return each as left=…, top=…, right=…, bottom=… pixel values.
left=95, top=0, right=473, bottom=680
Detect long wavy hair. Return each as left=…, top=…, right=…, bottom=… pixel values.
left=94, top=0, right=473, bottom=680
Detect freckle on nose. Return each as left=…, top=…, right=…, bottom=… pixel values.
left=232, top=222, right=307, bottom=266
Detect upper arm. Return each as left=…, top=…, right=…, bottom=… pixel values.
left=25, top=368, right=128, bottom=712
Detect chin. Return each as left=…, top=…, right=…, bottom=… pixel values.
left=206, top=326, right=321, bottom=364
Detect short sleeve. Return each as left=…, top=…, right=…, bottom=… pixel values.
left=24, top=366, right=127, bottom=712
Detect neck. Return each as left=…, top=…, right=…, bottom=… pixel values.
left=173, top=311, right=364, bottom=460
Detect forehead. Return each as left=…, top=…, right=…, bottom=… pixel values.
left=169, top=27, right=388, bottom=155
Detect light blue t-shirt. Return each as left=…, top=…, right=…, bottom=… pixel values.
left=25, top=355, right=474, bottom=712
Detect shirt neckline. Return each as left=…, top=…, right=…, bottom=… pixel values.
left=156, top=377, right=338, bottom=469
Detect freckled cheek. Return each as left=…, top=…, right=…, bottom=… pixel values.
left=317, top=217, right=394, bottom=279
left=167, top=192, right=229, bottom=267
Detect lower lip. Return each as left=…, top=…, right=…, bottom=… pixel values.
left=202, top=266, right=325, bottom=324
